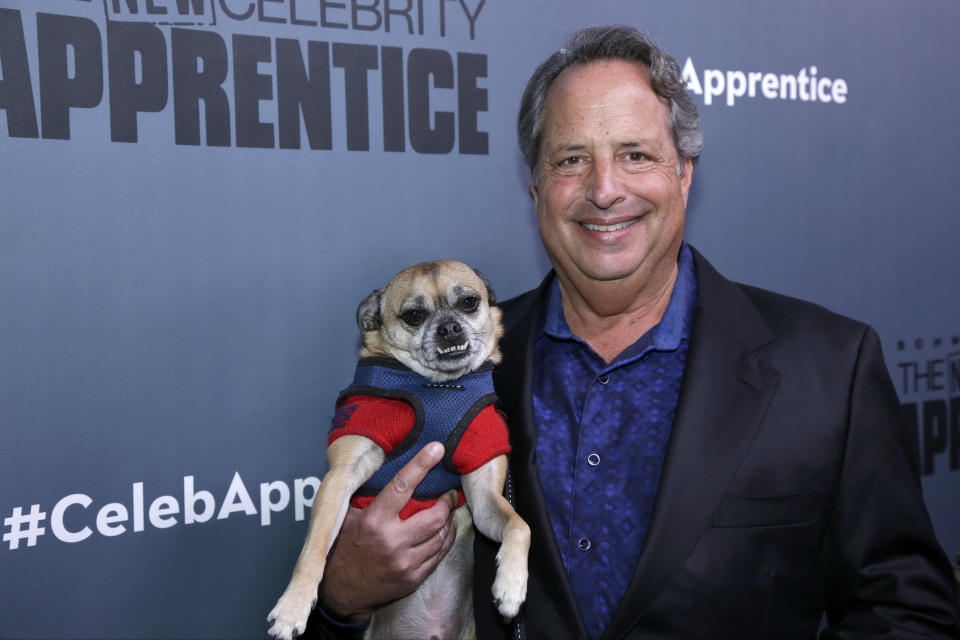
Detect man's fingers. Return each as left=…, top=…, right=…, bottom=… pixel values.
left=368, top=442, right=444, bottom=516
left=317, top=445, right=460, bottom=618
left=408, top=508, right=458, bottom=578
left=405, top=489, right=458, bottom=546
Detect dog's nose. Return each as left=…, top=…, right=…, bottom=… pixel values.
left=437, top=321, right=463, bottom=342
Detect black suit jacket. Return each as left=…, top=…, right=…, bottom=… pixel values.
left=474, top=248, right=960, bottom=639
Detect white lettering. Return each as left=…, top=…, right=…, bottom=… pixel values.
left=780, top=73, right=797, bottom=100
left=133, top=481, right=144, bottom=532
left=217, top=471, right=257, bottom=519
left=748, top=72, right=762, bottom=97
left=96, top=503, right=128, bottom=537
left=726, top=70, right=746, bottom=107
left=683, top=59, right=848, bottom=107
left=761, top=73, right=778, bottom=99
left=184, top=476, right=215, bottom=524
left=10, top=472, right=319, bottom=548
left=817, top=77, right=832, bottom=102
left=294, top=477, right=320, bottom=521
left=704, top=69, right=724, bottom=106
left=832, top=78, right=848, bottom=104
left=260, top=480, right=291, bottom=526
left=149, top=495, right=180, bottom=529
left=51, top=494, right=93, bottom=543
left=682, top=57, right=702, bottom=95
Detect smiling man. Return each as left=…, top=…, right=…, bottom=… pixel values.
left=307, top=25, right=959, bottom=640
left=531, top=58, right=692, bottom=364
left=471, top=25, right=960, bottom=639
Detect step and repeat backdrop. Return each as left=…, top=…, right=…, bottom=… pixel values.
left=2, top=1, right=958, bottom=637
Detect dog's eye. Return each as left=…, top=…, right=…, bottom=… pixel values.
left=400, top=309, right=426, bottom=326
left=459, top=296, right=480, bottom=312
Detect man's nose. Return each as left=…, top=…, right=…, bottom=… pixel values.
left=585, top=157, right=626, bottom=209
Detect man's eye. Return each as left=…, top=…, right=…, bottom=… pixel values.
left=459, top=296, right=480, bottom=312
left=626, top=151, right=646, bottom=162
left=560, top=156, right=581, bottom=166
left=400, top=309, right=426, bottom=326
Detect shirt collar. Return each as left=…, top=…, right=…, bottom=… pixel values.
left=540, top=243, right=698, bottom=353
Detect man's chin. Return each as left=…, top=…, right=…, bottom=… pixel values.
left=561, top=261, right=648, bottom=286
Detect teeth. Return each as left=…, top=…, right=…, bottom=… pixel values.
left=437, top=342, right=469, bottom=355
left=582, top=219, right=637, bottom=232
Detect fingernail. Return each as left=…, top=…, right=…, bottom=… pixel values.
left=425, top=442, right=443, bottom=459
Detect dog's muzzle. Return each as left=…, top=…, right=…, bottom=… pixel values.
left=436, top=321, right=470, bottom=359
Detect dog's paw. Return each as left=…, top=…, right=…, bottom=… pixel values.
left=266, top=620, right=301, bottom=640
left=267, top=589, right=317, bottom=640
left=492, top=549, right=528, bottom=620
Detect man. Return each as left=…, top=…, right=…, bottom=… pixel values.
left=310, top=26, right=960, bottom=638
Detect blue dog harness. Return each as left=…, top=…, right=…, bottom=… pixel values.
left=329, top=357, right=502, bottom=501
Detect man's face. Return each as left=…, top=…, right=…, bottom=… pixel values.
left=531, top=59, right=693, bottom=294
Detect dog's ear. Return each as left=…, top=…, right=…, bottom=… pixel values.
left=356, top=288, right=383, bottom=332
left=471, top=268, right=497, bottom=306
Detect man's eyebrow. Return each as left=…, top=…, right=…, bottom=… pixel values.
left=546, top=143, right=589, bottom=154
left=543, top=140, right=665, bottom=155
left=621, top=140, right=670, bottom=158
left=621, top=139, right=658, bottom=149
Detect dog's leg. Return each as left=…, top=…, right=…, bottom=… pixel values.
left=268, top=435, right=385, bottom=640
left=462, top=456, right=530, bottom=620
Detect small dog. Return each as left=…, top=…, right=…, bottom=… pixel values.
left=268, top=260, right=529, bottom=640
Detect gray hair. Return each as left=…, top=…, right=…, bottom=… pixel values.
left=518, top=25, right=703, bottom=184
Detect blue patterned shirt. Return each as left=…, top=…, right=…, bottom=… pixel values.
left=532, top=244, right=698, bottom=639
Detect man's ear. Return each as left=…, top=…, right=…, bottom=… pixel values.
left=356, top=289, right=383, bottom=332
left=679, top=159, right=694, bottom=207
left=471, top=268, right=497, bottom=306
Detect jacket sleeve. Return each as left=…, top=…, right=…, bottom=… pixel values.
left=301, top=604, right=369, bottom=640
left=820, top=326, right=960, bottom=638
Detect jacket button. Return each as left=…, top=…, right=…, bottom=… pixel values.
left=598, top=374, right=609, bottom=384
left=578, top=537, right=591, bottom=551
left=587, top=453, right=601, bottom=467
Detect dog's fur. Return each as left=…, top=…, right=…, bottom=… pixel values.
left=268, top=260, right=529, bottom=640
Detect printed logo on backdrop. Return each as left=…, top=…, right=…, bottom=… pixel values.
left=682, top=58, right=849, bottom=106
left=3, top=471, right=321, bottom=551
left=0, top=0, right=489, bottom=153
left=895, top=334, right=960, bottom=477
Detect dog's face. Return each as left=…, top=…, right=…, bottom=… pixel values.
left=356, top=260, right=503, bottom=382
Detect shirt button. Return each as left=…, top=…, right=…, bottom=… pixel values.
left=587, top=453, right=601, bottom=467
left=598, top=374, right=609, bottom=384
left=578, top=537, right=591, bottom=551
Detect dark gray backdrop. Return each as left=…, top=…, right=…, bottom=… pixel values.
left=2, top=1, right=958, bottom=637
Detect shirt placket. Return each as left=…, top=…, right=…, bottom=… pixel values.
left=566, top=363, right=620, bottom=636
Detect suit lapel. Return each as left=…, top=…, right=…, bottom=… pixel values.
left=602, top=249, right=781, bottom=639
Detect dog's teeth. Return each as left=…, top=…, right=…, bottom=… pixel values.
left=437, top=342, right=469, bottom=355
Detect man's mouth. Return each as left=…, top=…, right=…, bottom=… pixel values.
left=437, top=341, right=470, bottom=358
left=580, top=218, right=638, bottom=232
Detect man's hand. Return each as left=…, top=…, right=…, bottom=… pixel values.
left=317, top=441, right=459, bottom=621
